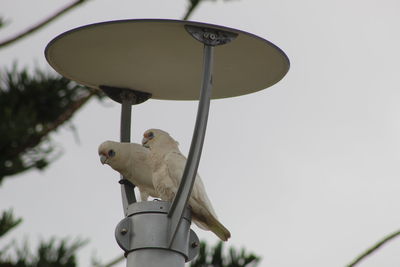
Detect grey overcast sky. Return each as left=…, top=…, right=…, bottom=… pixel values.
left=1, top=0, right=400, bottom=266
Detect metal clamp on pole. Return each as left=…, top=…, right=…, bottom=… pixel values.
left=168, top=26, right=237, bottom=246
left=115, top=201, right=199, bottom=266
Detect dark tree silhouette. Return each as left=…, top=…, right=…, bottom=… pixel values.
left=0, top=67, right=101, bottom=182
left=190, top=241, right=260, bottom=267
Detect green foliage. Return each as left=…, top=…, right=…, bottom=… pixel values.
left=0, top=238, right=87, bottom=267
left=0, top=210, right=22, bottom=237
left=0, top=15, right=9, bottom=29
left=0, top=67, right=103, bottom=182
left=0, top=210, right=86, bottom=267
left=0, top=201, right=86, bottom=267
left=0, top=17, right=5, bottom=29
left=183, top=0, right=202, bottom=20
left=182, top=0, right=237, bottom=20
left=190, top=241, right=260, bottom=267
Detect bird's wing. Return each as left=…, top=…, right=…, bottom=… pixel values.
left=138, top=188, right=150, bottom=201
left=126, top=144, right=154, bottom=189
left=152, top=162, right=176, bottom=201
left=164, top=151, right=186, bottom=186
left=164, top=151, right=217, bottom=217
left=116, top=143, right=157, bottom=201
left=159, top=149, right=231, bottom=241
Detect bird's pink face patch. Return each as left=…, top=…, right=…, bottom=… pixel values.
left=142, top=131, right=155, bottom=147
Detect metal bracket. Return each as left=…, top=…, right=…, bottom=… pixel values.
left=188, top=229, right=200, bottom=261
left=114, top=201, right=199, bottom=262
left=115, top=217, right=132, bottom=252
left=99, top=85, right=152, bottom=104
left=185, top=25, right=238, bottom=46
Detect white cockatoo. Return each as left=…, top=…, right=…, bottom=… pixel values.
left=142, top=129, right=231, bottom=241
left=98, top=141, right=156, bottom=201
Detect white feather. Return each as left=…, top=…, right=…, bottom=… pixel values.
left=98, top=141, right=156, bottom=201
left=143, top=129, right=231, bottom=241
left=98, top=130, right=231, bottom=241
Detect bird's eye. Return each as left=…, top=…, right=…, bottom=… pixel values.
left=108, top=149, right=116, bottom=157
left=148, top=132, right=154, bottom=139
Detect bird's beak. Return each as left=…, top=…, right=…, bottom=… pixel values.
left=100, top=154, right=108, bottom=165
left=142, top=137, right=149, bottom=148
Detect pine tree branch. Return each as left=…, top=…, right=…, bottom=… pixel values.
left=182, top=0, right=202, bottom=20
left=182, top=0, right=238, bottom=21
left=0, top=17, right=6, bottom=29
left=0, top=0, right=87, bottom=49
left=7, top=90, right=96, bottom=160
left=0, top=237, right=87, bottom=266
left=0, top=210, right=22, bottom=237
left=347, top=229, right=400, bottom=267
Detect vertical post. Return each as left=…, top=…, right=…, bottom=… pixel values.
left=114, top=90, right=199, bottom=267
left=168, top=44, right=214, bottom=245
left=115, top=202, right=199, bottom=267
left=120, top=90, right=137, bottom=214
left=113, top=24, right=236, bottom=267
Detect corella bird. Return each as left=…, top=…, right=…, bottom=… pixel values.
left=142, top=129, right=231, bottom=241
left=98, top=141, right=156, bottom=201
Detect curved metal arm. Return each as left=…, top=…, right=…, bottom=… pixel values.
left=168, top=44, right=214, bottom=246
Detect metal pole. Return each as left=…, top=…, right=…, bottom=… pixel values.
left=114, top=44, right=209, bottom=265
left=115, top=90, right=199, bottom=267
left=120, top=90, right=137, bottom=215
left=113, top=25, right=236, bottom=267
left=115, top=201, right=199, bottom=267
left=168, top=44, right=214, bottom=245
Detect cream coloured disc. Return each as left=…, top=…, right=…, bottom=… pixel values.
left=45, top=19, right=289, bottom=100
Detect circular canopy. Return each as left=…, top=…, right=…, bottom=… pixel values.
left=45, top=19, right=289, bottom=100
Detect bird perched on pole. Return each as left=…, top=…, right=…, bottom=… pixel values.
left=142, top=128, right=231, bottom=241
left=98, top=141, right=156, bottom=201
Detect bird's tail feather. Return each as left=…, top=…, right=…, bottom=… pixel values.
left=190, top=201, right=231, bottom=241
left=208, top=215, right=231, bottom=241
